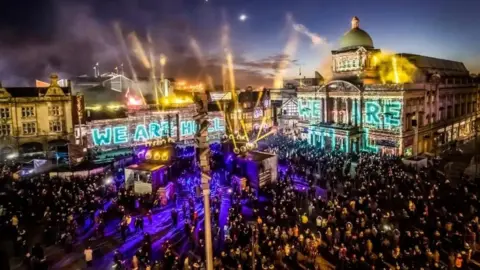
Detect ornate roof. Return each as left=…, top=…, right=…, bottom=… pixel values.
left=338, top=17, right=374, bottom=50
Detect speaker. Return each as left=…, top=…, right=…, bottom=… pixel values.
left=412, top=119, right=417, bottom=127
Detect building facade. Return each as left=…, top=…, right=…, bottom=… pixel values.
left=75, top=103, right=227, bottom=152
left=297, top=17, right=478, bottom=155
left=225, top=89, right=273, bottom=136
left=0, top=74, right=74, bottom=155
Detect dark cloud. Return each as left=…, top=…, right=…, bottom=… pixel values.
left=236, top=54, right=297, bottom=71
left=0, top=0, right=279, bottom=88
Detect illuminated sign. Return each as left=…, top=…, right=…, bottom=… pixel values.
left=92, top=117, right=225, bottom=146
left=364, top=100, right=402, bottom=128
left=298, top=99, right=322, bottom=118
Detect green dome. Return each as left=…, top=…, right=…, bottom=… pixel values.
left=339, top=28, right=374, bottom=50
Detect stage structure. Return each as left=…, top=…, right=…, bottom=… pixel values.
left=75, top=106, right=226, bottom=151
left=125, top=144, right=174, bottom=198
left=236, top=151, right=278, bottom=189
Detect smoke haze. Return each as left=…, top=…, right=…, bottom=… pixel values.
left=0, top=0, right=293, bottom=88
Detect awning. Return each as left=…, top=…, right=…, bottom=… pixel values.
left=48, top=139, right=69, bottom=147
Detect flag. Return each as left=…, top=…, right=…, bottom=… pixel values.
left=35, top=80, right=49, bottom=87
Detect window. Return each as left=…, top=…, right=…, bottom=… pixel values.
left=21, top=107, right=35, bottom=118
left=49, top=121, right=62, bottom=132
left=0, top=108, right=10, bottom=119
left=22, top=122, right=36, bottom=135
left=0, top=124, right=10, bottom=136
left=49, top=106, right=61, bottom=116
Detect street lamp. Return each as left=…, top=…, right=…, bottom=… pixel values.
left=194, top=93, right=214, bottom=270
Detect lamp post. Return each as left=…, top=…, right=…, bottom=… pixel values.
left=194, top=93, right=214, bottom=270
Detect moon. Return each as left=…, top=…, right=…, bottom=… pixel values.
left=239, top=14, right=247, bottom=22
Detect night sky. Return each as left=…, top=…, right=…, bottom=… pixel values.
left=0, top=0, right=478, bottom=87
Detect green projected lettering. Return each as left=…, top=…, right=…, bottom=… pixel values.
left=92, top=117, right=225, bottom=146
left=298, top=99, right=322, bottom=118
left=364, top=100, right=402, bottom=128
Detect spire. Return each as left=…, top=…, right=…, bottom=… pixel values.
left=351, top=16, right=360, bottom=29
left=49, top=73, right=59, bottom=86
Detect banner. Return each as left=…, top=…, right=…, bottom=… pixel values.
left=68, top=143, right=85, bottom=166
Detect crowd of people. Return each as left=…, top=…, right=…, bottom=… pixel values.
left=0, top=134, right=479, bottom=270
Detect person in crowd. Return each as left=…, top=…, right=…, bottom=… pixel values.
left=1, top=136, right=478, bottom=270
left=84, top=246, right=93, bottom=267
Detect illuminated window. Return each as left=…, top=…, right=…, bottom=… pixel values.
left=22, top=122, right=36, bottom=135
left=283, top=99, right=298, bottom=116
left=0, top=124, right=10, bottom=136
left=49, top=106, right=61, bottom=116
left=21, top=107, right=35, bottom=118
left=0, top=108, right=10, bottom=119
left=49, top=121, right=62, bottom=132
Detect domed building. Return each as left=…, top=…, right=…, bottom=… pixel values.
left=294, top=16, right=477, bottom=156
left=331, top=16, right=380, bottom=83
left=339, top=16, right=374, bottom=50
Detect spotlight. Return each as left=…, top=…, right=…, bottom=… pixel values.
left=234, top=148, right=240, bottom=154
left=228, top=134, right=235, bottom=140
left=240, top=146, right=247, bottom=152
left=228, top=188, right=233, bottom=194
left=104, top=177, right=113, bottom=185
left=6, top=153, right=18, bottom=160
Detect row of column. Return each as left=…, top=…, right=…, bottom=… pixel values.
left=323, top=97, right=361, bottom=126
left=309, top=130, right=361, bottom=153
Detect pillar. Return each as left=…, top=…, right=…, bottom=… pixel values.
left=322, top=97, right=326, bottom=123
left=452, top=94, right=456, bottom=118
left=167, top=114, right=172, bottom=138
left=176, top=114, right=180, bottom=141
left=353, top=98, right=358, bottom=126
left=333, top=98, right=338, bottom=123
left=201, top=180, right=214, bottom=270
left=325, top=90, right=330, bottom=122
left=359, top=96, right=364, bottom=128
left=413, top=102, right=419, bottom=156
left=346, top=98, right=351, bottom=125
left=424, top=89, right=429, bottom=125
left=338, top=98, right=345, bottom=123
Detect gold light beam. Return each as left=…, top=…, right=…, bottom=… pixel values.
left=239, top=118, right=249, bottom=140
left=371, top=52, right=416, bottom=84
left=274, top=14, right=299, bottom=88
left=254, top=130, right=275, bottom=143
left=256, top=115, right=267, bottom=141
left=129, top=32, right=151, bottom=69
left=146, top=32, right=160, bottom=108
left=392, top=56, right=399, bottom=84
left=113, top=23, right=146, bottom=105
